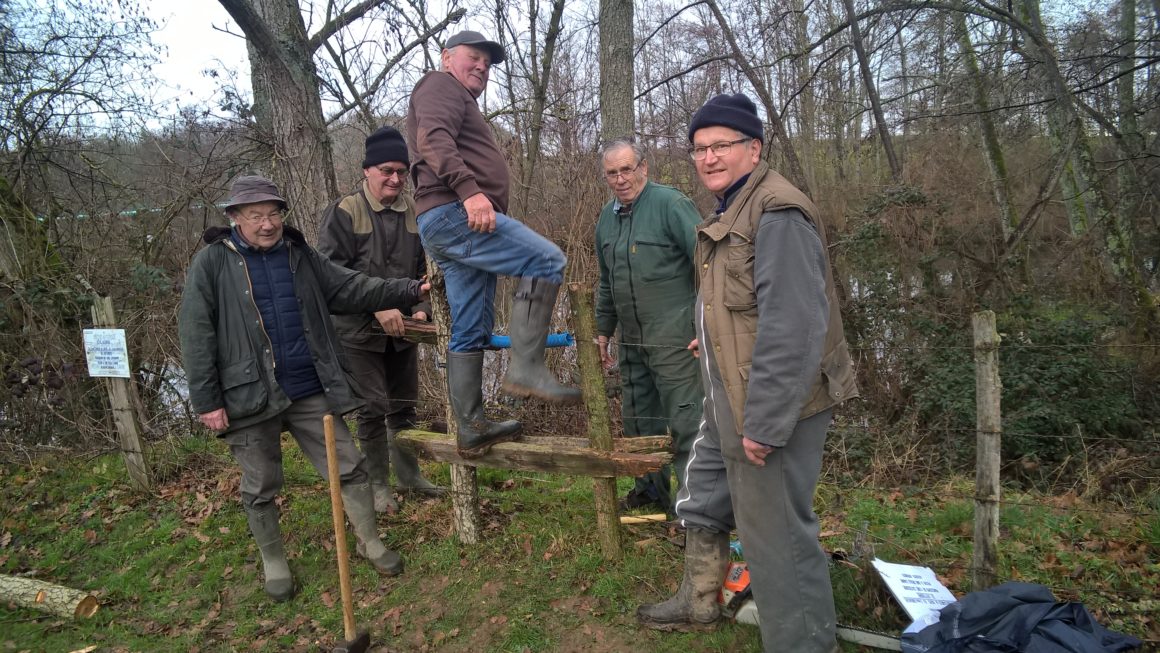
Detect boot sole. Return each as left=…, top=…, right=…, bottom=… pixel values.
left=500, top=382, right=583, bottom=405
left=457, top=432, right=521, bottom=459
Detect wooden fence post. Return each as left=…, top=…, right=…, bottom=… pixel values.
left=568, top=283, right=622, bottom=560
left=426, top=258, right=480, bottom=544
left=972, top=310, right=1001, bottom=590
left=90, top=296, right=151, bottom=491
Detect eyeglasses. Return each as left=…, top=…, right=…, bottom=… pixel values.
left=603, top=161, right=642, bottom=182
left=236, top=210, right=284, bottom=226
left=688, top=138, right=752, bottom=161
left=374, top=165, right=408, bottom=179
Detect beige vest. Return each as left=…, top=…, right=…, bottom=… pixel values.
left=695, top=162, right=858, bottom=435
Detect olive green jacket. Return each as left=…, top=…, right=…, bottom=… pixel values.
left=178, top=225, right=423, bottom=434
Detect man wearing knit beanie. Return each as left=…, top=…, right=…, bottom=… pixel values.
left=636, top=93, right=858, bottom=653
left=317, top=125, right=445, bottom=515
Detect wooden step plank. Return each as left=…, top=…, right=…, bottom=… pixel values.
left=395, top=430, right=671, bottom=477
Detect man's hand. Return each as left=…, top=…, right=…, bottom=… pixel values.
left=375, top=309, right=406, bottom=337
left=742, top=436, right=775, bottom=466
left=417, top=281, right=432, bottom=302
left=463, top=193, right=496, bottom=233
left=412, top=310, right=429, bottom=322
left=687, top=338, right=700, bottom=358
left=597, top=335, right=616, bottom=370
left=199, top=408, right=229, bottom=432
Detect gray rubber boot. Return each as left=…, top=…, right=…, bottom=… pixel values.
left=340, top=482, right=404, bottom=576
left=359, top=436, right=399, bottom=514
left=388, top=429, right=444, bottom=497
left=637, top=528, right=729, bottom=631
left=500, top=278, right=582, bottom=404
left=448, top=351, right=521, bottom=459
left=244, top=504, right=296, bottom=602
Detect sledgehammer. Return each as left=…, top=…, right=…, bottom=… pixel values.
left=323, top=414, right=371, bottom=653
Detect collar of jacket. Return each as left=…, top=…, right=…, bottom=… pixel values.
left=714, top=173, right=753, bottom=214
left=360, top=179, right=409, bottom=214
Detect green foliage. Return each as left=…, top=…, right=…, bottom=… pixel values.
left=907, top=302, right=1144, bottom=464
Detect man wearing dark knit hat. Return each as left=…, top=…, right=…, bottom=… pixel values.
left=636, top=93, right=858, bottom=653
left=318, top=126, right=444, bottom=515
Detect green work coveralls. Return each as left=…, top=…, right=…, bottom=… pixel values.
left=595, top=180, right=704, bottom=509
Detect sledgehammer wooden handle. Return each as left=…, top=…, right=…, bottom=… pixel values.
left=324, top=414, right=357, bottom=641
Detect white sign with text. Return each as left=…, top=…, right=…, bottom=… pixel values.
left=83, top=329, right=131, bottom=378
left=872, top=557, right=957, bottom=632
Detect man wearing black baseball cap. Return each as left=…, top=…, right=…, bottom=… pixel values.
left=635, top=94, right=858, bottom=653
left=407, top=30, right=580, bottom=460
left=318, top=126, right=444, bottom=516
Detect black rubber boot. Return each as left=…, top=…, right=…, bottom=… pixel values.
left=388, top=428, right=444, bottom=497
left=341, top=482, right=404, bottom=576
left=448, top=351, right=521, bottom=458
left=500, top=278, right=582, bottom=404
left=359, top=436, right=399, bottom=514
left=244, top=504, right=296, bottom=602
left=636, top=528, right=729, bottom=631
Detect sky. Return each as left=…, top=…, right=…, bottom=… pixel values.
left=145, top=1, right=251, bottom=111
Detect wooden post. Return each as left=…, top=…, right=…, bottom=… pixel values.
left=426, top=258, right=480, bottom=544
left=971, top=310, right=1001, bottom=590
left=568, top=283, right=621, bottom=560
left=90, top=296, right=151, bottom=491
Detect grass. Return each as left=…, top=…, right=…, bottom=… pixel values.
left=1, top=434, right=1157, bottom=652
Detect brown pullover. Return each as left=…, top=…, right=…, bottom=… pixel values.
left=407, top=70, right=510, bottom=216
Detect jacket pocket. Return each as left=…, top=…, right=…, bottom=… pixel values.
left=723, top=236, right=756, bottom=312
left=220, top=360, right=268, bottom=420
left=819, top=345, right=854, bottom=402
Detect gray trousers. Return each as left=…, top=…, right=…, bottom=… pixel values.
left=225, top=393, right=367, bottom=509
left=676, top=403, right=835, bottom=653
left=342, top=341, right=420, bottom=441
left=677, top=301, right=836, bottom=652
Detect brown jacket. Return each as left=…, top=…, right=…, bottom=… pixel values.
left=407, top=71, right=509, bottom=216
left=316, top=182, right=430, bottom=352
left=696, top=162, right=858, bottom=441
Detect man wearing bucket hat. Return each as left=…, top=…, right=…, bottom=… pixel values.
left=179, top=174, right=431, bottom=602
left=635, top=94, right=858, bottom=653
left=318, top=126, right=443, bottom=515
left=406, top=30, right=580, bottom=460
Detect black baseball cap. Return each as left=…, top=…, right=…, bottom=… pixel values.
left=444, top=30, right=505, bottom=64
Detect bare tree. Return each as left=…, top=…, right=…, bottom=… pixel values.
left=217, top=0, right=464, bottom=233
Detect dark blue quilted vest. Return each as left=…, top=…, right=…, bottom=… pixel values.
left=232, top=230, right=323, bottom=402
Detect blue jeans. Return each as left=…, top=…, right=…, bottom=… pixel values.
left=417, top=201, right=566, bottom=352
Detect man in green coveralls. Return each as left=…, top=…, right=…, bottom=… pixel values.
left=595, top=138, right=704, bottom=512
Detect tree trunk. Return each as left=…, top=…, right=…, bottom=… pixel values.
left=219, top=0, right=341, bottom=237
left=954, top=10, right=1018, bottom=237
left=841, top=0, right=903, bottom=183
left=519, top=0, right=567, bottom=213
left=0, top=575, right=99, bottom=619
left=599, top=0, right=635, bottom=141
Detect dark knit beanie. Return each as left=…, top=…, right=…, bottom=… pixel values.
left=687, top=93, right=763, bottom=142
left=362, top=126, right=409, bottom=168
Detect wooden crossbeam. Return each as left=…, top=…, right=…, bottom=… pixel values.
left=395, top=430, right=672, bottom=478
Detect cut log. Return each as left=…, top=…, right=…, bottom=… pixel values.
left=619, top=513, right=668, bottom=525
left=0, top=575, right=99, bottom=618
left=395, top=430, right=671, bottom=477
